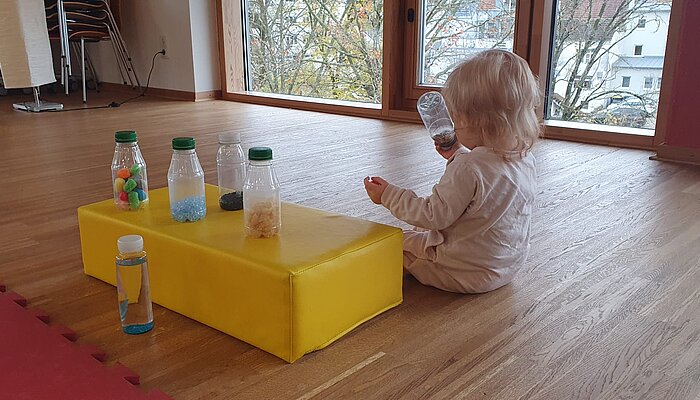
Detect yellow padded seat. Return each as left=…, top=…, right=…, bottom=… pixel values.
left=78, top=185, right=403, bottom=362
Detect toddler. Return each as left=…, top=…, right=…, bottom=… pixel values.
left=364, top=50, right=540, bottom=293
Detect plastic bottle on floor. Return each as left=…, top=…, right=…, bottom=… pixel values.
left=116, top=235, right=154, bottom=334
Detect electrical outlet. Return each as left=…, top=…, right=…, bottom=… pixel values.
left=160, top=35, right=169, bottom=59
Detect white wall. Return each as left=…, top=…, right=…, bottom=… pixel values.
left=612, top=68, right=662, bottom=95
left=189, top=0, right=221, bottom=92
left=90, top=0, right=220, bottom=93
left=618, top=9, right=671, bottom=58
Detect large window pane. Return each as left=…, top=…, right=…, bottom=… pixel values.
left=546, top=0, right=672, bottom=131
left=419, top=0, right=516, bottom=85
left=244, top=0, right=383, bottom=104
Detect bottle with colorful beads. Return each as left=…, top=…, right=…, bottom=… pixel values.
left=111, top=130, right=149, bottom=211
left=167, top=137, right=206, bottom=222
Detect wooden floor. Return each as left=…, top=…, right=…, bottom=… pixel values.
left=1, top=91, right=699, bottom=400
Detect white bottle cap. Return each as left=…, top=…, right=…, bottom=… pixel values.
left=117, top=235, right=144, bottom=254
left=218, top=132, right=241, bottom=144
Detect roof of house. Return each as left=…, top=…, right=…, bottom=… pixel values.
left=570, top=0, right=626, bottom=19
left=612, top=56, right=665, bottom=69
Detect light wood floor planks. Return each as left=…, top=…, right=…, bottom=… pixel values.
left=1, top=91, right=699, bottom=400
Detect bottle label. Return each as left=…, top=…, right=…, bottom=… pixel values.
left=116, top=256, right=147, bottom=266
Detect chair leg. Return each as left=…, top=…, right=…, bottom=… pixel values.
left=58, top=0, right=70, bottom=95
left=105, top=24, right=135, bottom=88
left=81, top=37, right=86, bottom=103
left=85, top=47, right=100, bottom=92
left=103, top=8, right=141, bottom=88
left=107, top=36, right=128, bottom=85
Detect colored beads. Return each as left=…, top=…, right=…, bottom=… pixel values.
left=113, top=164, right=148, bottom=211
left=134, top=188, right=146, bottom=201
left=117, top=168, right=131, bottom=179
left=170, top=196, right=206, bottom=222
left=128, top=191, right=140, bottom=209
left=123, top=178, right=137, bottom=193
left=114, top=178, right=125, bottom=193
left=129, top=164, right=141, bottom=176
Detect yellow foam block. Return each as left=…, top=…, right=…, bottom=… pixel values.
left=78, top=185, right=403, bottom=362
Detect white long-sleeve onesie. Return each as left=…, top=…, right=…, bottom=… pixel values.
left=381, top=147, right=537, bottom=293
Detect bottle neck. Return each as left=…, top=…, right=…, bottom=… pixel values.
left=173, top=149, right=196, bottom=155
left=117, top=249, right=147, bottom=264
left=249, top=159, right=272, bottom=166
left=116, top=142, right=138, bottom=148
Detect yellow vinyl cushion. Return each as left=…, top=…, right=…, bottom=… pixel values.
left=78, top=185, right=403, bottom=362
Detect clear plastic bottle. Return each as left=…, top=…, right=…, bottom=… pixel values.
left=167, top=137, right=206, bottom=222
left=243, top=147, right=281, bottom=238
left=417, top=91, right=457, bottom=150
left=216, top=132, right=246, bottom=211
left=111, top=130, right=149, bottom=211
left=115, top=235, right=154, bottom=334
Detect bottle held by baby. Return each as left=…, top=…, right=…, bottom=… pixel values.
left=417, top=91, right=457, bottom=150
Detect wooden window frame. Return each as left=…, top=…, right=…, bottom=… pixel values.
left=217, top=0, right=682, bottom=150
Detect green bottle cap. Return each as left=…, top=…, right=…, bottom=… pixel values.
left=115, top=130, right=137, bottom=143
left=248, top=147, right=272, bottom=161
left=172, top=137, right=196, bottom=150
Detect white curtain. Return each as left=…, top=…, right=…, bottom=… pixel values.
left=0, top=0, right=55, bottom=89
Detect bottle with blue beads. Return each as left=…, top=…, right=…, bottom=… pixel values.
left=116, top=235, right=154, bottom=334
left=167, top=137, right=206, bottom=222
left=111, top=130, right=149, bottom=211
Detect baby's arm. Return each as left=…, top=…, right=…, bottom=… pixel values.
left=381, top=158, right=477, bottom=230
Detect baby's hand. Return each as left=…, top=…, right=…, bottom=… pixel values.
left=435, top=141, right=461, bottom=160
left=363, top=176, right=388, bottom=205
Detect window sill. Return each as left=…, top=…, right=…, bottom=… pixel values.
left=546, top=119, right=654, bottom=136
left=544, top=120, right=655, bottom=150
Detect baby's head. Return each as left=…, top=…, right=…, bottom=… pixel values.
left=442, top=50, right=541, bottom=155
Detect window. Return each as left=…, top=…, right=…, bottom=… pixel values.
left=243, top=0, right=383, bottom=104
left=638, top=17, right=646, bottom=28
left=545, top=0, right=672, bottom=132
left=657, top=77, right=662, bottom=89
left=575, top=76, right=592, bottom=89
left=220, top=0, right=675, bottom=142
left=419, top=0, right=516, bottom=85
left=644, top=77, right=654, bottom=89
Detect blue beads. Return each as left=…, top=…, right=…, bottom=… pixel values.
left=134, top=188, right=147, bottom=201
left=170, top=196, right=206, bottom=222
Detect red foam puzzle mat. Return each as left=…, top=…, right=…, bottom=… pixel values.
left=0, top=284, right=171, bottom=400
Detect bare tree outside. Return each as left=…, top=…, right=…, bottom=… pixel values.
left=243, top=0, right=671, bottom=130
left=246, top=0, right=383, bottom=103
left=547, top=0, right=672, bottom=130
left=421, top=0, right=516, bottom=85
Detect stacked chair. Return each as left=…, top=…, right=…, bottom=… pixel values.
left=45, top=0, right=140, bottom=102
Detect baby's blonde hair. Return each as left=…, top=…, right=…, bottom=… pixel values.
left=442, top=50, right=541, bottom=156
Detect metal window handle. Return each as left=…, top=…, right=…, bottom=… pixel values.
left=407, top=8, right=415, bottom=22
